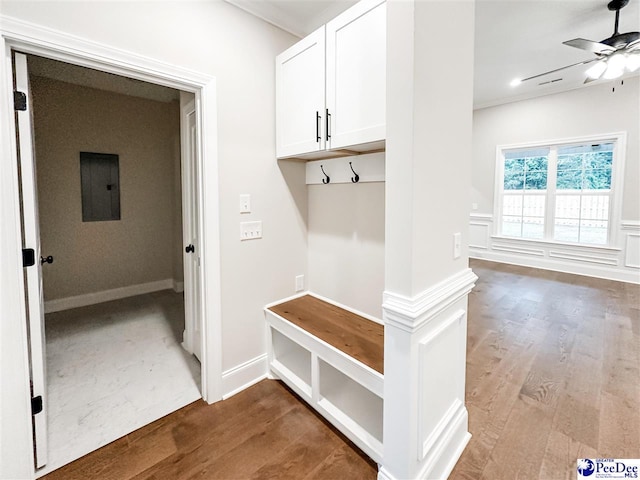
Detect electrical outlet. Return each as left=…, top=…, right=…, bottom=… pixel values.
left=295, top=275, right=304, bottom=292
left=240, top=221, right=262, bottom=240
left=453, top=232, right=461, bottom=259
left=239, top=194, right=251, bottom=213
left=472, top=203, right=478, bottom=211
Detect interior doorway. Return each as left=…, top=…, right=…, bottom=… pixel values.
left=13, top=52, right=206, bottom=476
left=1, top=23, right=223, bottom=477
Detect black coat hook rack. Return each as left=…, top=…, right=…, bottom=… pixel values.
left=321, top=165, right=330, bottom=184
left=349, top=162, right=360, bottom=183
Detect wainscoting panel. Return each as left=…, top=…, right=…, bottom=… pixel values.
left=469, top=215, right=640, bottom=284
left=418, top=309, right=465, bottom=461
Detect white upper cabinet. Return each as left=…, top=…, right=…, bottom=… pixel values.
left=326, top=0, right=386, bottom=151
left=276, top=27, right=326, bottom=158
left=276, top=0, right=386, bottom=160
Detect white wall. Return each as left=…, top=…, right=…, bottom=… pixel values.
left=472, top=76, right=639, bottom=219
left=308, top=182, right=385, bottom=319
left=471, top=76, right=640, bottom=282
left=0, top=0, right=305, bottom=412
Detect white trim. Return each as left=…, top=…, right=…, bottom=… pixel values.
left=469, top=213, right=494, bottom=221
left=469, top=214, right=640, bottom=284
left=44, top=279, right=175, bottom=313
left=223, top=0, right=305, bottom=38
left=305, top=152, right=385, bottom=185
left=621, top=221, right=640, bottom=231
left=493, top=132, right=627, bottom=249
left=472, top=251, right=640, bottom=284
left=265, top=302, right=384, bottom=463
left=222, top=354, right=268, bottom=400
left=418, top=310, right=465, bottom=460
left=625, top=233, right=640, bottom=269
left=0, top=16, right=223, bottom=478
left=490, top=234, right=622, bottom=252
left=382, top=269, right=478, bottom=333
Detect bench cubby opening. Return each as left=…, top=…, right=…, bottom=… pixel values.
left=265, top=293, right=384, bottom=463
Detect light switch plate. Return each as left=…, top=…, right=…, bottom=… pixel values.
left=453, top=232, right=461, bottom=259
left=240, top=221, right=262, bottom=240
left=239, top=194, right=251, bottom=213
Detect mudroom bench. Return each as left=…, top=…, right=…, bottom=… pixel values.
left=265, top=294, right=384, bottom=463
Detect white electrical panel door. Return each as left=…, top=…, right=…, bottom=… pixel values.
left=276, top=27, right=326, bottom=158
left=326, top=0, right=386, bottom=150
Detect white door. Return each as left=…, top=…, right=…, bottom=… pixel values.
left=326, top=0, right=386, bottom=150
left=276, top=26, right=326, bottom=158
left=14, top=51, right=48, bottom=469
left=181, top=96, right=201, bottom=360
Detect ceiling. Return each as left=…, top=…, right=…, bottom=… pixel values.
left=27, top=1, right=639, bottom=108
left=227, top=0, right=640, bottom=109
left=28, top=55, right=180, bottom=103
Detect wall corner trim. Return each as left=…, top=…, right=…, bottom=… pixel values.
left=382, top=269, right=478, bottom=333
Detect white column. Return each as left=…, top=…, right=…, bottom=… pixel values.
left=381, top=1, right=476, bottom=479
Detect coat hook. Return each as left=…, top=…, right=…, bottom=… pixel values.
left=321, top=165, right=330, bottom=184
left=349, top=162, right=360, bottom=183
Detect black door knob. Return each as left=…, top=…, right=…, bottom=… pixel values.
left=40, top=255, right=53, bottom=265
left=185, top=244, right=195, bottom=253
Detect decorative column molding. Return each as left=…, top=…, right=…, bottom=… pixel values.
left=382, top=268, right=477, bottom=333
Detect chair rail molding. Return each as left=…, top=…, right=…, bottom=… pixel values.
left=382, top=268, right=477, bottom=333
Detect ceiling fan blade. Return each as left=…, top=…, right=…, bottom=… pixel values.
left=563, top=38, right=616, bottom=54
left=520, top=58, right=600, bottom=83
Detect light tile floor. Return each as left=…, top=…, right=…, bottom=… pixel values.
left=38, top=290, right=201, bottom=477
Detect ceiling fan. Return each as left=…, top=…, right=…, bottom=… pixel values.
left=513, top=0, right=640, bottom=86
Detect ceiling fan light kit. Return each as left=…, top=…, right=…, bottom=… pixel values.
left=513, top=0, right=640, bottom=86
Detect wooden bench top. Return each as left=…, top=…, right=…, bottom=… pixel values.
left=268, top=295, right=384, bottom=374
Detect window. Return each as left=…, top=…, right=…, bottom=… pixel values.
left=497, top=135, right=624, bottom=247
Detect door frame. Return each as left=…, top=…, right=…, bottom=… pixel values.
left=0, top=16, right=223, bottom=479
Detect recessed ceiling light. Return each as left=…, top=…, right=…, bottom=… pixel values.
left=510, top=78, right=522, bottom=87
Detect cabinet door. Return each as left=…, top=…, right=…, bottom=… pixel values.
left=326, top=0, right=386, bottom=150
left=276, top=27, right=325, bottom=158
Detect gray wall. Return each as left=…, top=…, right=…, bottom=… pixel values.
left=32, top=76, right=182, bottom=301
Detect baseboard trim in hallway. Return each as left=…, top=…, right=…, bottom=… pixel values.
left=44, top=279, right=182, bottom=313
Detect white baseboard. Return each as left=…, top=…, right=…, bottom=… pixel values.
left=222, top=354, right=268, bottom=400
left=471, top=249, right=640, bottom=284
left=44, top=279, right=178, bottom=313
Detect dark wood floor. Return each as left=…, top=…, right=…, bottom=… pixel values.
left=43, top=259, right=639, bottom=479
left=42, top=380, right=377, bottom=480
left=451, top=259, right=640, bottom=480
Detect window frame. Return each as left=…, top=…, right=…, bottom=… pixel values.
left=493, top=132, right=627, bottom=249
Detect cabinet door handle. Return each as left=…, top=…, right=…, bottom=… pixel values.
left=326, top=109, right=331, bottom=141
left=316, top=111, right=321, bottom=143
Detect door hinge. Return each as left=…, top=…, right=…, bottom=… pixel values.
left=31, top=395, right=43, bottom=415
left=22, top=248, right=35, bottom=267
left=14, top=91, right=27, bottom=111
